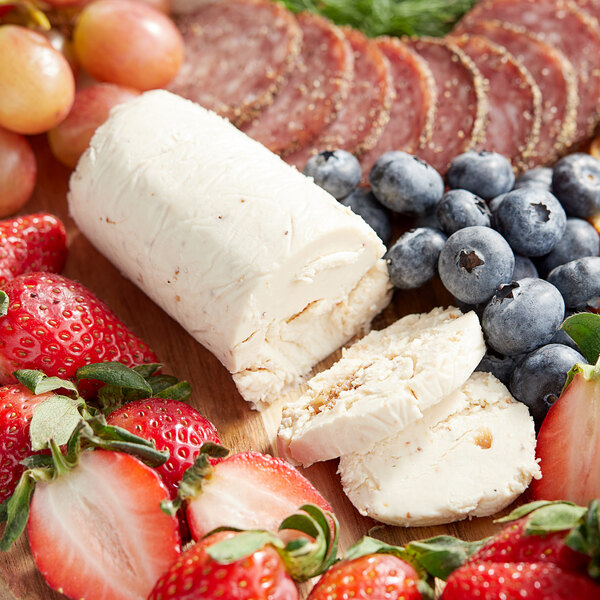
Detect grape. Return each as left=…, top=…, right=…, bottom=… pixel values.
left=0, top=5, right=14, bottom=17
left=0, top=126, right=37, bottom=218
left=73, top=0, right=184, bottom=91
left=0, top=25, right=75, bottom=135
left=43, top=29, right=79, bottom=76
left=48, top=83, right=140, bottom=168
left=81, top=0, right=171, bottom=12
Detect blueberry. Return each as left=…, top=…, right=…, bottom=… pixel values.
left=453, top=297, right=485, bottom=319
left=435, top=189, right=492, bottom=235
left=414, top=211, right=443, bottom=230
left=476, top=350, right=522, bottom=387
left=512, top=254, right=538, bottom=280
left=482, top=278, right=565, bottom=356
left=510, top=344, right=586, bottom=428
left=447, top=150, right=514, bottom=199
left=552, top=153, right=600, bottom=218
left=438, top=226, right=514, bottom=304
left=386, top=227, right=447, bottom=289
left=303, top=150, right=361, bottom=199
left=488, top=193, right=507, bottom=216
left=513, top=167, right=553, bottom=191
left=369, top=151, right=444, bottom=215
left=547, top=256, right=600, bottom=309
left=341, top=188, right=393, bottom=246
left=495, top=188, right=567, bottom=257
left=538, top=218, right=599, bottom=276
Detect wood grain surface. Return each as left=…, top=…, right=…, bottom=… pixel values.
left=0, top=137, right=530, bottom=599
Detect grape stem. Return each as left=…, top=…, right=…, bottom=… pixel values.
left=0, top=0, right=51, bottom=31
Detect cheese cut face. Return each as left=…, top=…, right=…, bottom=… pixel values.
left=68, top=90, right=391, bottom=409
left=278, top=307, right=486, bottom=465
left=339, top=371, right=540, bottom=527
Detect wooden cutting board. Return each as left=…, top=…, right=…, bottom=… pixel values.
left=0, top=137, right=529, bottom=600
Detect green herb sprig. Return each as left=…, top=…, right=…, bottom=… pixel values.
left=278, top=0, right=477, bottom=38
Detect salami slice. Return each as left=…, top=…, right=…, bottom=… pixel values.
left=241, top=13, right=353, bottom=156
left=573, top=0, right=600, bottom=19
left=452, top=35, right=541, bottom=169
left=169, top=0, right=302, bottom=125
left=464, top=20, right=577, bottom=165
left=405, top=37, right=487, bottom=175
left=358, top=37, right=437, bottom=178
left=284, top=27, right=393, bottom=171
left=455, top=0, right=600, bottom=143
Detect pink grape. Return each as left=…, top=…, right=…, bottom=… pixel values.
left=0, top=25, right=75, bottom=135
left=48, top=83, right=140, bottom=168
left=0, top=126, right=37, bottom=218
left=73, top=0, right=184, bottom=90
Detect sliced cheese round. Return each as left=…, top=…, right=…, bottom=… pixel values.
left=338, top=371, right=540, bottom=527
left=68, top=90, right=390, bottom=409
left=278, top=307, right=486, bottom=465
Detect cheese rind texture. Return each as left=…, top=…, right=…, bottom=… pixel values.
left=339, top=371, right=540, bottom=527
left=278, top=307, right=486, bottom=465
left=68, top=90, right=390, bottom=409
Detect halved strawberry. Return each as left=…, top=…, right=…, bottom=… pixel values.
left=107, top=398, right=221, bottom=496
left=532, top=360, right=600, bottom=505
left=28, top=449, right=181, bottom=600
left=0, top=383, right=54, bottom=502
left=166, top=447, right=333, bottom=541
left=442, top=561, right=600, bottom=599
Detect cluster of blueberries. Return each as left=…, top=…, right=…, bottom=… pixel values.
left=303, top=149, right=600, bottom=429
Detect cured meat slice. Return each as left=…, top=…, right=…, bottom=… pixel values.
left=241, top=13, right=353, bottom=156
left=464, top=20, right=577, bottom=165
left=358, top=37, right=436, bottom=179
left=169, top=0, right=302, bottom=125
left=573, top=0, right=600, bottom=19
left=452, top=35, right=541, bottom=170
left=284, top=27, right=393, bottom=171
left=405, top=37, right=487, bottom=176
left=456, top=0, right=600, bottom=143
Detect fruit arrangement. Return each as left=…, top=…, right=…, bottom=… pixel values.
left=0, top=0, right=183, bottom=216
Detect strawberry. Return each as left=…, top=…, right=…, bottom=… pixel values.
left=531, top=360, right=600, bottom=505
left=307, top=552, right=424, bottom=600
left=166, top=447, right=334, bottom=541
left=107, top=398, right=221, bottom=496
left=468, top=515, right=588, bottom=573
left=150, top=504, right=338, bottom=600
left=149, top=530, right=299, bottom=600
left=0, top=383, right=54, bottom=502
left=441, top=561, right=600, bottom=599
left=0, top=272, right=157, bottom=386
left=1, top=401, right=182, bottom=600
left=0, top=213, right=67, bottom=288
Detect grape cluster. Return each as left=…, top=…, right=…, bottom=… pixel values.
left=0, top=0, right=183, bottom=216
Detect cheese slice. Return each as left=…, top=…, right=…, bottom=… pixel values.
left=339, top=371, right=540, bottom=527
left=68, top=90, right=391, bottom=409
left=278, top=307, right=486, bottom=465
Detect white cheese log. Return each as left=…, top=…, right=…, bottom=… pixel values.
left=339, top=371, right=540, bottom=527
left=68, top=90, right=391, bottom=409
left=278, top=307, right=486, bottom=465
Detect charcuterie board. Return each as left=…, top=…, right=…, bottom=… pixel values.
left=0, top=136, right=524, bottom=600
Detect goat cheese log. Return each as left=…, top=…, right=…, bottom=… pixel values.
left=339, top=372, right=540, bottom=527
left=68, top=91, right=391, bottom=409
left=278, top=307, right=486, bottom=466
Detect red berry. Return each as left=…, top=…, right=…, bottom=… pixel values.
left=308, top=553, right=422, bottom=600
left=0, top=272, right=157, bottom=385
left=107, top=398, right=221, bottom=496
left=442, top=561, right=600, bottom=599
left=148, top=530, right=298, bottom=600
left=469, top=517, right=588, bottom=573
left=185, top=450, right=333, bottom=541
left=0, top=383, right=54, bottom=502
left=0, top=213, right=66, bottom=287
left=532, top=365, right=600, bottom=505
left=27, top=450, right=181, bottom=600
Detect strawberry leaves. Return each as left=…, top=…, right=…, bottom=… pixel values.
left=28, top=395, right=85, bottom=451
left=0, top=291, right=8, bottom=316
left=565, top=500, right=600, bottom=580
left=562, top=313, right=600, bottom=365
